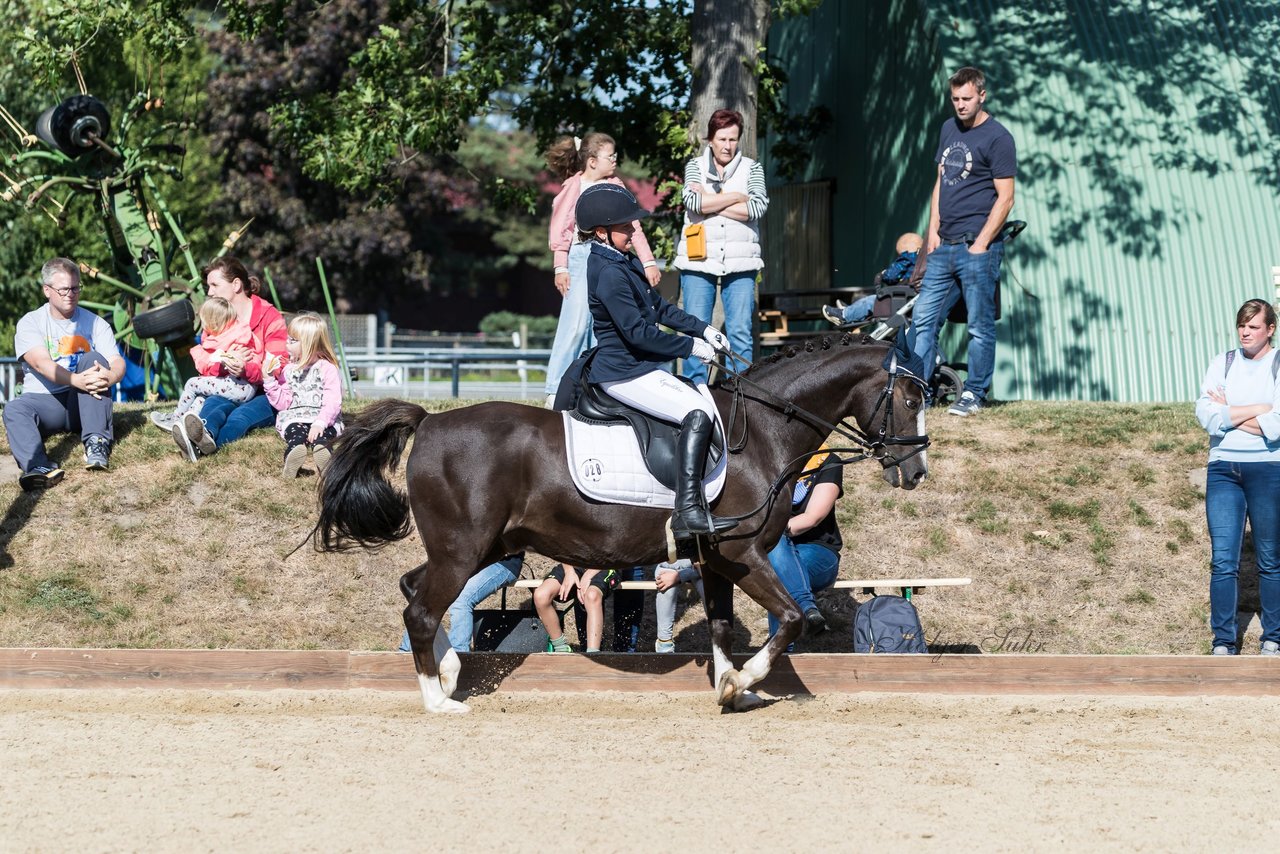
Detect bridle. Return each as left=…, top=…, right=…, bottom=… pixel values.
left=717, top=347, right=930, bottom=469
left=710, top=344, right=931, bottom=531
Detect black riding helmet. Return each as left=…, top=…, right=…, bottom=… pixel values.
left=575, top=183, right=650, bottom=231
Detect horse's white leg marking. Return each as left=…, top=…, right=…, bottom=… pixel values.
left=918, top=409, right=928, bottom=468
left=712, top=643, right=743, bottom=706
left=738, top=646, right=772, bottom=690
left=733, top=648, right=774, bottom=711
left=419, top=672, right=469, bottom=714
left=434, top=630, right=459, bottom=699
left=712, top=644, right=733, bottom=689
left=438, top=648, right=461, bottom=700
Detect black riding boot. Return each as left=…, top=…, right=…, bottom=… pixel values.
left=671, top=410, right=738, bottom=539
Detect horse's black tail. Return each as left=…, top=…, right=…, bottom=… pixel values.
left=313, top=399, right=429, bottom=553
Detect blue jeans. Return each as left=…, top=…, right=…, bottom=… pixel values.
left=199, top=394, right=275, bottom=448
left=398, top=554, right=524, bottom=652
left=841, top=294, right=877, bottom=324
left=679, top=269, right=756, bottom=385
left=544, top=242, right=594, bottom=395
left=906, top=240, right=1004, bottom=398
left=766, top=536, right=840, bottom=636
left=3, top=351, right=113, bottom=471
left=1205, top=461, right=1280, bottom=652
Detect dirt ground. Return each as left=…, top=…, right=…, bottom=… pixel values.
left=3, top=688, right=1278, bottom=851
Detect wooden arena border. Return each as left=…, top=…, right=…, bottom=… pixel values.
left=2, top=648, right=1279, bottom=697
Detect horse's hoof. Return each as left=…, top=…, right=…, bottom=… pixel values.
left=425, top=697, right=470, bottom=714
left=732, top=690, right=764, bottom=712
left=716, top=670, right=741, bottom=706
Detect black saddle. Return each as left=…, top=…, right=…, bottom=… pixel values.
left=571, top=381, right=724, bottom=491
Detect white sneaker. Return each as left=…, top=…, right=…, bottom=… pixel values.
left=947, top=391, right=983, bottom=417
left=150, top=410, right=178, bottom=431
left=1262, top=641, right=1280, bottom=656
left=283, top=444, right=308, bottom=478
left=655, top=638, right=675, bottom=653
left=1212, top=645, right=1232, bottom=656
left=182, top=412, right=216, bottom=456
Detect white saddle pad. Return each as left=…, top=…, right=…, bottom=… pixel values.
left=563, top=393, right=728, bottom=509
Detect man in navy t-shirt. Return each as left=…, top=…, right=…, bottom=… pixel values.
left=906, top=66, right=1017, bottom=416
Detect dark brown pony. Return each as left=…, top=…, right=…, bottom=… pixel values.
left=313, top=335, right=929, bottom=712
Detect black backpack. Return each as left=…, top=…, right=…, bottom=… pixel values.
left=853, top=595, right=928, bottom=653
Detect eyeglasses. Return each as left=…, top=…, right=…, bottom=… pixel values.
left=595, top=152, right=618, bottom=162
left=46, top=285, right=82, bottom=297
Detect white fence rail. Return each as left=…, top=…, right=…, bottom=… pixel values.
left=344, top=348, right=552, bottom=400
left=1, top=349, right=557, bottom=404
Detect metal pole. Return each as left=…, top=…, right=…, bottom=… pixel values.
left=314, top=257, right=354, bottom=399
left=262, top=266, right=284, bottom=312
left=451, top=358, right=461, bottom=398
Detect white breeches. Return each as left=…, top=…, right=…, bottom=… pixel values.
left=601, top=370, right=715, bottom=427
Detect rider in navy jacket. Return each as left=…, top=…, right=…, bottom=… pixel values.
left=573, top=183, right=738, bottom=542
left=585, top=242, right=707, bottom=383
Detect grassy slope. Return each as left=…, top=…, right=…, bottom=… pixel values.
left=0, top=399, right=1238, bottom=654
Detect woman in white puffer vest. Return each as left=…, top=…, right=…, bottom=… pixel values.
left=674, top=108, right=769, bottom=386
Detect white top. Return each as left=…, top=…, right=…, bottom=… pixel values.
left=1195, top=348, right=1280, bottom=462
left=15, top=304, right=120, bottom=395
left=674, top=148, right=769, bottom=276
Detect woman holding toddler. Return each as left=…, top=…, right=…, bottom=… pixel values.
left=169, top=256, right=288, bottom=462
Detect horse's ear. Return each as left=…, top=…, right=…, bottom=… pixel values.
left=883, top=334, right=927, bottom=382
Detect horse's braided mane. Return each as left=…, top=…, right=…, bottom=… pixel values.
left=721, top=332, right=887, bottom=390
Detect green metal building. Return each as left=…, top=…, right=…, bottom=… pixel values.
left=761, top=0, right=1280, bottom=402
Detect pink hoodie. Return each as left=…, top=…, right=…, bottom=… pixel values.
left=190, top=319, right=254, bottom=377
left=548, top=173, right=656, bottom=271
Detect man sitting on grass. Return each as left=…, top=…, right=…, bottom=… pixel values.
left=3, top=257, right=124, bottom=491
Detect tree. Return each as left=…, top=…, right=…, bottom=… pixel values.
left=689, top=0, right=771, bottom=157
left=0, top=0, right=223, bottom=355
left=198, top=1, right=554, bottom=318
left=212, top=0, right=828, bottom=266
left=4, top=0, right=828, bottom=337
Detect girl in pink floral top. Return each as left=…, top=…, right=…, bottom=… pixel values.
left=262, top=312, right=344, bottom=477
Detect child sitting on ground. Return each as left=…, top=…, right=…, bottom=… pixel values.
left=149, top=297, right=255, bottom=430
left=262, top=311, right=344, bottom=477
left=533, top=564, right=619, bottom=653
left=652, top=559, right=704, bottom=653
left=822, top=232, right=924, bottom=327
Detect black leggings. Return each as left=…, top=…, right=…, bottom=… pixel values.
left=283, top=422, right=338, bottom=457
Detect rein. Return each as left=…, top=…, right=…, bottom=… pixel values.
left=707, top=346, right=931, bottom=534
left=715, top=351, right=930, bottom=467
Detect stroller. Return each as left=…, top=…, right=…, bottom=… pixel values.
left=833, top=219, right=1026, bottom=404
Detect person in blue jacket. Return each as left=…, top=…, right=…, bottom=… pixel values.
left=574, top=182, right=736, bottom=541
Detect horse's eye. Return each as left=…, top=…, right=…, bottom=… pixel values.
left=905, top=398, right=919, bottom=411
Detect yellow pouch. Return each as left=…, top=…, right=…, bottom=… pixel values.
left=683, top=223, right=706, bottom=261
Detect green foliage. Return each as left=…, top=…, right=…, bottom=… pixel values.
left=26, top=573, right=103, bottom=619
left=455, top=126, right=556, bottom=272
left=1088, top=520, right=1114, bottom=566
left=479, top=311, right=557, bottom=340
left=0, top=0, right=226, bottom=349
left=1126, top=462, right=1156, bottom=488
left=1128, top=499, right=1153, bottom=527
left=964, top=499, right=1009, bottom=534
left=1048, top=498, right=1100, bottom=521
left=2, top=0, right=838, bottom=337
left=1123, top=588, right=1156, bottom=606
left=218, top=0, right=694, bottom=199
left=13, top=0, right=196, bottom=88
